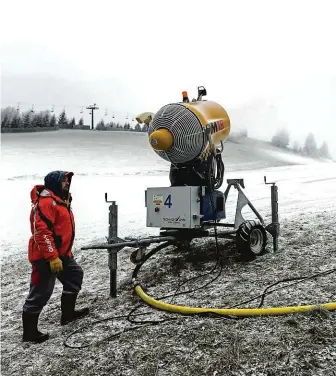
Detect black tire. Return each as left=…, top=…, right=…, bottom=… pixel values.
left=236, top=220, right=267, bottom=260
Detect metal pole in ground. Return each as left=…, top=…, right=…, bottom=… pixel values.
left=271, top=183, right=279, bottom=252
left=86, top=103, right=99, bottom=130
left=107, top=199, right=118, bottom=298
left=264, top=176, right=280, bottom=252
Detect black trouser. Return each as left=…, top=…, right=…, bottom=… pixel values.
left=22, top=255, right=84, bottom=314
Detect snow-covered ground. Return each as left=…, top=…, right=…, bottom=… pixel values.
left=1, top=130, right=335, bottom=262
left=1, top=130, right=335, bottom=375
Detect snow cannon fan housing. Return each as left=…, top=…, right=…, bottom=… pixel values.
left=147, top=90, right=231, bottom=165
left=144, top=87, right=231, bottom=230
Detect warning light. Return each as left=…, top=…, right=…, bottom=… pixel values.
left=182, top=91, right=189, bottom=103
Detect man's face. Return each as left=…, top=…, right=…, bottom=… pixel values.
left=61, top=176, right=70, bottom=192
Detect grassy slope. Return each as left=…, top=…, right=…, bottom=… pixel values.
left=1, top=210, right=335, bottom=376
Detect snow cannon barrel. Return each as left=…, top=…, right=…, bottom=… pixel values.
left=148, top=99, right=230, bottom=164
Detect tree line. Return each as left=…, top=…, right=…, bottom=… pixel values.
left=96, top=119, right=148, bottom=132
left=2, top=105, right=332, bottom=159
left=0, top=106, right=148, bottom=131
left=271, top=127, right=331, bottom=159
left=1, top=106, right=84, bottom=129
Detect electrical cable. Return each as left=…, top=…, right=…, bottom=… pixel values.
left=126, top=146, right=226, bottom=324
left=132, top=145, right=336, bottom=316
left=66, top=225, right=225, bottom=347
left=227, top=267, right=336, bottom=309
left=164, top=147, right=224, bottom=305
left=134, top=278, right=336, bottom=318
left=63, top=312, right=153, bottom=349
left=63, top=257, right=336, bottom=349
left=64, top=242, right=175, bottom=349
left=63, top=138, right=335, bottom=348
left=125, top=149, right=226, bottom=325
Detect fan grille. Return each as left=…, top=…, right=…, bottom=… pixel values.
left=148, top=104, right=205, bottom=164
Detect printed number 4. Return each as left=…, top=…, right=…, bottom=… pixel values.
left=164, top=194, right=172, bottom=208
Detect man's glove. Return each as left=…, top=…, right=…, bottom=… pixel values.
left=49, top=257, right=63, bottom=273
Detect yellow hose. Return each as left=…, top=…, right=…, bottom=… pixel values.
left=135, top=285, right=336, bottom=317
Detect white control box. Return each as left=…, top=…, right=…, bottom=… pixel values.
left=145, top=186, right=202, bottom=229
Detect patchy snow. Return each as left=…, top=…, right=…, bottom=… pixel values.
left=1, top=130, right=335, bottom=375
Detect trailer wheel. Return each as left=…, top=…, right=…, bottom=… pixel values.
left=236, top=220, right=267, bottom=260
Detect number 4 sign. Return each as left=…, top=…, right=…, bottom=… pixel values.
left=164, top=194, right=172, bottom=208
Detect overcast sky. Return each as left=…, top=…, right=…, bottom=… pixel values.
left=1, top=0, right=335, bottom=155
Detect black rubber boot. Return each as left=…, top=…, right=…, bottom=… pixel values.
left=22, top=312, right=49, bottom=343
left=60, top=293, right=89, bottom=325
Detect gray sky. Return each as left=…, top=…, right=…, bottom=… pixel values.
left=1, top=0, right=335, bottom=155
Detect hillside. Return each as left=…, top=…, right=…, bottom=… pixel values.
left=1, top=130, right=335, bottom=375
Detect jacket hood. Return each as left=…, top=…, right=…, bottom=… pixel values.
left=44, top=170, right=73, bottom=199
left=30, top=185, right=56, bottom=204
left=30, top=171, right=74, bottom=204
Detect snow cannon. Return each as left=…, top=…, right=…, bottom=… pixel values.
left=82, top=86, right=280, bottom=300
left=137, top=87, right=231, bottom=225
left=147, top=87, right=231, bottom=165
left=130, top=87, right=277, bottom=255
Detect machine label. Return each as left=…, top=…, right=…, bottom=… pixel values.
left=207, top=120, right=225, bottom=134
left=217, top=120, right=224, bottom=130
left=162, top=216, right=186, bottom=225
left=153, top=195, right=163, bottom=205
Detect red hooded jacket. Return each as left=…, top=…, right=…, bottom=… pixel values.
left=28, top=174, right=75, bottom=262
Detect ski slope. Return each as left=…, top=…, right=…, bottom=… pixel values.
left=1, top=130, right=335, bottom=262
left=1, top=129, right=336, bottom=376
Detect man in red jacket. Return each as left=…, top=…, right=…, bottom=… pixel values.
left=22, top=170, right=89, bottom=343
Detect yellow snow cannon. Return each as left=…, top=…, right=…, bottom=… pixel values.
left=146, top=87, right=231, bottom=165
left=82, top=86, right=282, bottom=306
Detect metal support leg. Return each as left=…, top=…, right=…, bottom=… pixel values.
left=108, top=251, right=117, bottom=297
left=225, top=179, right=264, bottom=229
left=234, top=186, right=265, bottom=228
left=270, top=184, right=279, bottom=252
left=107, top=197, right=119, bottom=298
left=264, top=177, right=280, bottom=252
